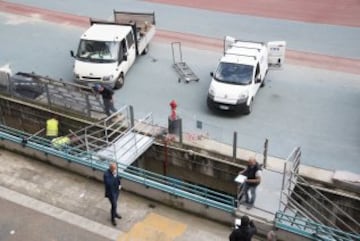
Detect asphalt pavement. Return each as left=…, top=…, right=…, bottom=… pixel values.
left=0, top=1, right=359, bottom=174
left=5, top=0, right=360, bottom=58
left=0, top=1, right=359, bottom=240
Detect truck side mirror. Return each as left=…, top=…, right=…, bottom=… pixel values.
left=255, top=75, right=261, bottom=83
left=210, top=72, right=214, bottom=77
left=123, top=53, right=128, bottom=62
left=70, top=50, right=75, bottom=58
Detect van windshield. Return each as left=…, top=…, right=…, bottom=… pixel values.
left=76, top=40, right=119, bottom=63
left=214, top=62, right=253, bottom=85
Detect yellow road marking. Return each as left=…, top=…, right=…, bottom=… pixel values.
left=118, top=212, right=187, bottom=241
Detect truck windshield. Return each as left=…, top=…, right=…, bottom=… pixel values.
left=76, top=40, right=119, bottom=63
left=214, top=62, right=253, bottom=85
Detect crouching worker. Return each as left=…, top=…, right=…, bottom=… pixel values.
left=51, top=135, right=79, bottom=152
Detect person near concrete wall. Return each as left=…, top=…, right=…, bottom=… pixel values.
left=239, top=157, right=262, bottom=209
left=51, top=135, right=71, bottom=149
left=229, top=215, right=257, bottom=241
left=103, top=162, right=122, bottom=226
left=93, top=84, right=117, bottom=116
left=46, top=116, right=59, bottom=139
left=51, top=134, right=80, bottom=151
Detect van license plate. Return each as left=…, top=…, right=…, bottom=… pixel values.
left=219, top=105, right=229, bottom=110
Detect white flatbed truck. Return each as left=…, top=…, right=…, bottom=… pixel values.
left=70, top=11, right=156, bottom=89
left=207, top=36, right=286, bottom=114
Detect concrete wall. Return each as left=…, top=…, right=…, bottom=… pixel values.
left=122, top=178, right=234, bottom=224
left=0, top=138, right=104, bottom=180
left=0, top=138, right=234, bottom=225
left=293, top=185, right=360, bottom=233
left=0, top=96, right=92, bottom=136
left=140, top=144, right=242, bottom=195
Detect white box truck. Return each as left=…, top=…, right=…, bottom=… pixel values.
left=70, top=11, right=156, bottom=89
left=207, top=36, right=286, bottom=114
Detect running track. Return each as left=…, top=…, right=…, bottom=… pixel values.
left=0, top=0, right=359, bottom=74
left=146, top=0, right=360, bottom=27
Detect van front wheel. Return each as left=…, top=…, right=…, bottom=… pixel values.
left=114, top=74, right=124, bottom=89
left=244, top=98, right=253, bottom=115
left=260, top=78, right=265, bottom=87
left=261, top=70, right=268, bottom=88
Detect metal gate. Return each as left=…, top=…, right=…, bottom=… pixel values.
left=0, top=68, right=104, bottom=118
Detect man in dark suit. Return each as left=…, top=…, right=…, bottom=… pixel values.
left=103, top=162, right=122, bottom=226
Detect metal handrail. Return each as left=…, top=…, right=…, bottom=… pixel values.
left=0, top=123, right=235, bottom=213
left=290, top=176, right=356, bottom=232
left=298, top=176, right=359, bottom=229
left=275, top=211, right=360, bottom=241
left=279, top=147, right=359, bottom=237
left=121, top=163, right=235, bottom=206
left=283, top=169, right=359, bottom=233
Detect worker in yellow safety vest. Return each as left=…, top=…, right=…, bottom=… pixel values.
left=46, top=117, right=59, bottom=138
left=51, top=136, right=71, bottom=149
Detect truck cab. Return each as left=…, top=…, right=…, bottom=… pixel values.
left=207, top=36, right=286, bottom=114
left=71, top=11, right=156, bottom=89
left=72, top=24, right=135, bottom=89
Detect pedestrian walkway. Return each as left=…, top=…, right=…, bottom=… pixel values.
left=237, top=169, right=283, bottom=222
left=0, top=149, right=264, bottom=241
left=118, top=213, right=187, bottom=241
left=0, top=186, right=188, bottom=241
left=0, top=188, right=115, bottom=241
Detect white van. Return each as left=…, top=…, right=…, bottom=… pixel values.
left=207, top=36, right=286, bottom=114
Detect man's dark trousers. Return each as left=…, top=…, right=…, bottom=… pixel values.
left=108, top=192, right=119, bottom=221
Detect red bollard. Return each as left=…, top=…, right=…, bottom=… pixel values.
left=168, top=100, right=181, bottom=138
left=169, top=100, right=177, bottom=120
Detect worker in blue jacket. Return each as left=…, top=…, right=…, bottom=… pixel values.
left=103, top=162, right=122, bottom=226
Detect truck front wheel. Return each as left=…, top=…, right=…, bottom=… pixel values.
left=114, top=74, right=124, bottom=90
left=142, top=45, right=149, bottom=55
left=261, top=70, right=268, bottom=88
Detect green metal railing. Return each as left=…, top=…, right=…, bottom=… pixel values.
left=275, top=211, right=360, bottom=241
left=278, top=147, right=359, bottom=241
left=0, top=124, right=236, bottom=213
left=119, top=164, right=235, bottom=212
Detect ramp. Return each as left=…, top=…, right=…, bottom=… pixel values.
left=71, top=105, right=155, bottom=167
left=236, top=169, right=283, bottom=221
left=97, top=131, right=153, bottom=167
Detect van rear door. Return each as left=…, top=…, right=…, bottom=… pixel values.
left=267, top=41, right=286, bottom=68
left=224, top=36, right=236, bottom=54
